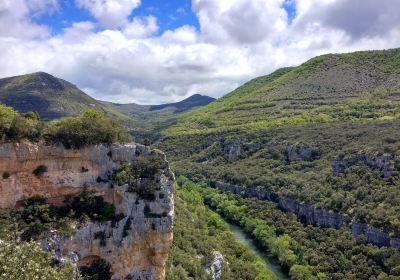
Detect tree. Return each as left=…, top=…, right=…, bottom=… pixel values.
left=0, top=241, right=77, bottom=280
left=44, top=109, right=131, bottom=148
left=289, top=265, right=316, bottom=280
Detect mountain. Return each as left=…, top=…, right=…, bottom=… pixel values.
left=0, top=72, right=142, bottom=128
left=165, top=48, right=400, bottom=135
left=103, top=94, right=216, bottom=142
left=157, top=48, right=400, bottom=278
left=103, top=94, right=215, bottom=117
left=149, top=94, right=216, bottom=112
left=0, top=72, right=215, bottom=141
left=0, top=72, right=100, bottom=120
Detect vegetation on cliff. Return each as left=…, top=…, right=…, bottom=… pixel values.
left=0, top=190, right=116, bottom=241
left=0, top=105, right=131, bottom=147
left=0, top=241, right=76, bottom=280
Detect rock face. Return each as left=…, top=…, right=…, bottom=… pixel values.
left=332, top=154, right=398, bottom=178
left=212, top=181, right=400, bottom=249
left=284, top=145, right=320, bottom=162
left=223, top=142, right=261, bottom=162
left=205, top=251, right=224, bottom=280
left=0, top=142, right=174, bottom=280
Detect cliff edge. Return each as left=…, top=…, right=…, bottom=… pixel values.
left=0, top=142, right=174, bottom=280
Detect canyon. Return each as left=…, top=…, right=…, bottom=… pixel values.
left=213, top=181, right=400, bottom=249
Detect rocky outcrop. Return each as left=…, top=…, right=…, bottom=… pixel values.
left=284, top=145, right=320, bottom=162
left=332, top=154, right=398, bottom=178
left=212, top=181, right=400, bottom=249
left=214, top=182, right=343, bottom=229
left=223, top=142, right=261, bottom=162
left=0, top=142, right=174, bottom=280
left=351, top=223, right=400, bottom=249
left=205, top=251, right=224, bottom=280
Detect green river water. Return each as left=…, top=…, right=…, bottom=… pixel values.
left=227, top=222, right=290, bottom=280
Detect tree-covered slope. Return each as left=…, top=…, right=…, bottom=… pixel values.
left=157, top=48, right=400, bottom=279
left=166, top=48, right=400, bottom=136
left=158, top=48, right=400, bottom=238
left=0, top=72, right=137, bottom=128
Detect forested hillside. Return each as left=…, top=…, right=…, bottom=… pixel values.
left=157, top=48, right=400, bottom=279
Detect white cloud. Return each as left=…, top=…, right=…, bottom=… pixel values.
left=123, top=16, right=158, bottom=38
left=1, top=0, right=400, bottom=104
left=75, top=0, right=141, bottom=28
left=0, top=0, right=52, bottom=39
left=292, top=0, right=400, bottom=40
left=193, top=0, right=288, bottom=44
left=26, top=0, right=59, bottom=16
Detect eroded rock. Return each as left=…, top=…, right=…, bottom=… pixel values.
left=332, top=153, right=398, bottom=178
left=213, top=181, right=400, bottom=249
left=205, top=251, right=224, bottom=280
left=0, top=142, right=174, bottom=280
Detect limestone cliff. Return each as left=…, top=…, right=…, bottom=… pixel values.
left=212, top=181, right=400, bottom=249
left=0, top=142, right=174, bottom=280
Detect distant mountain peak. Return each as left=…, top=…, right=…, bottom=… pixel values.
left=0, top=72, right=100, bottom=120
left=149, top=94, right=216, bottom=113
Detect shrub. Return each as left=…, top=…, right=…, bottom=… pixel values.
left=0, top=104, right=18, bottom=140
left=143, top=139, right=151, bottom=146
left=79, top=259, right=112, bottom=280
left=122, top=218, right=132, bottom=238
left=24, top=111, right=40, bottom=122
left=133, top=155, right=162, bottom=179
left=113, top=161, right=132, bottom=186
left=32, top=165, right=48, bottom=177
left=2, top=171, right=10, bottom=179
left=60, top=188, right=115, bottom=223
left=94, top=231, right=107, bottom=247
left=7, top=115, right=41, bottom=142
left=0, top=241, right=76, bottom=280
left=44, top=109, right=131, bottom=148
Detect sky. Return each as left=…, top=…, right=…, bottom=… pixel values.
left=1, top=0, right=400, bottom=104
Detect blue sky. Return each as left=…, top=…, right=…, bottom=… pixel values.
left=36, top=0, right=198, bottom=35
left=35, top=0, right=296, bottom=36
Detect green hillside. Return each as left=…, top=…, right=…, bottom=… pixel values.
left=0, top=72, right=138, bottom=128
left=166, top=49, right=400, bottom=136
left=160, top=48, right=400, bottom=233
left=157, top=48, right=400, bottom=279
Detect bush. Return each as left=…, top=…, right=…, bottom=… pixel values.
left=60, top=188, right=116, bottom=223
left=0, top=241, right=76, bottom=280
left=133, top=155, right=162, bottom=179
left=7, top=112, right=42, bottom=141
left=2, top=171, right=10, bottom=179
left=0, top=104, right=18, bottom=140
left=0, top=191, right=117, bottom=240
left=32, top=165, right=48, bottom=177
left=79, top=259, right=112, bottom=280
left=44, top=109, right=131, bottom=148
left=122, top=217, right=132, bottom=238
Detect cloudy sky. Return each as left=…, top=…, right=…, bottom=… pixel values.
left=1, top=0, right=400, bottom=104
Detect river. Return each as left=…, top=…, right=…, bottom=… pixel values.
left=227, top=222, right=290, bottom=280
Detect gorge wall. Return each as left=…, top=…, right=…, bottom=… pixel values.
left=212, top=181, right=400, bottom=250
left=0, top=142, right=174, bottom=280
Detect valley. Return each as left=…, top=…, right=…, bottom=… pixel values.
left=1, top=48, right=400, bottom=279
